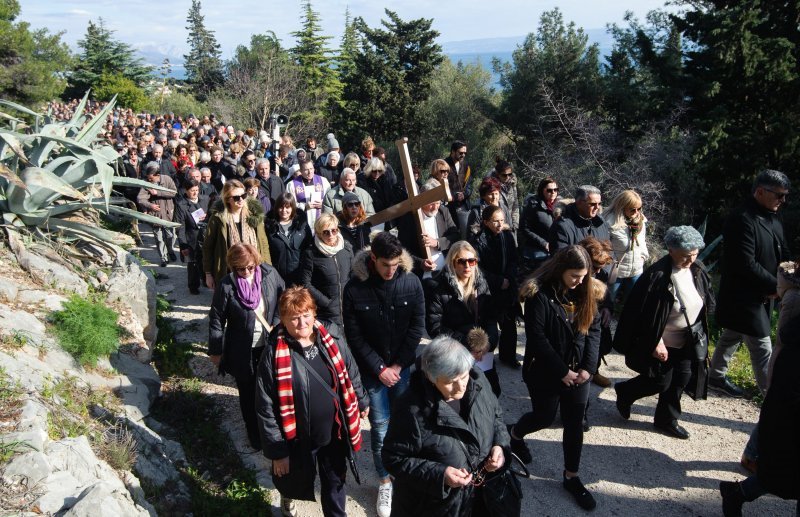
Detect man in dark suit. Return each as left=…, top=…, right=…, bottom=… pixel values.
left=142, top=144, right=178, bottom=178
left=711, top=169, right=790, bottom=398
left=549, top=185, right=611, bottom=253
left=397, top=179, right=460, bottom=278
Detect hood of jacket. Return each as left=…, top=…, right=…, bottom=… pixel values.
left=209, top=197, right=265, bottom=228
left=778, top=260, right=800, bottom=299
left=351, top=247, right=414, bottom=282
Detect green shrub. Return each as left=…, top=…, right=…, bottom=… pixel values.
left=50, top=295, right=120, bottom=367
left=95, top=72, right=149, bottom=112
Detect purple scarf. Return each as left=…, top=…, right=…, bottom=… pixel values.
left=234, top=265, right=262, bottom=310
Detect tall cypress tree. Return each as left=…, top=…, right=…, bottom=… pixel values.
left=183, top=0, right=224, bottom=100
left=290, top=0, right=338, bottom=126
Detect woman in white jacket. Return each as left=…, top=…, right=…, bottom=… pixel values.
left=603, top=190, right=649, bottom=304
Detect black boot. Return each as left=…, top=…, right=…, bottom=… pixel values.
left=507, top=424, right=532, bottom=464
left=719, top=481, right=745, bottom=517
left=563, top=472, right=596, bottom=511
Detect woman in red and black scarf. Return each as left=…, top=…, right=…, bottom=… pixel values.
left=256, top=286, right=369, bottom=517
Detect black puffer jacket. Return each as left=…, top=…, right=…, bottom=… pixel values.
left=549, top=202, right=611, bottom=253
left=299, top=239, right=354, bottom=327
left=382, top=367, right=510, bottom=517
left=519, top=194, right=555, bottom=254
left=357, top=172, right=394, bottom=213
left=208, top=264, right=285, bottom=379
left=338, top=219, right=372, bottom=253
left=471, top=228, right=518, bottom=299
left=266, top=214, right=313, bottom=286
left=613, top=255, right=715, bottom=375
left=342, top=249, right=426, bottom=379
left=255, top=326, right=368, bottom=462
left=520, top=278, right=604, bottom=391
left=424, top=269, right=495, bottom=344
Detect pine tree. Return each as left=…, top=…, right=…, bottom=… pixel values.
left=183, top=0, right=224, bottom=100
left=290, top=0, right=338, bottom=126
left=0, top=0, right=73, bottom=104
left=67, top=18, right=152, bottom=98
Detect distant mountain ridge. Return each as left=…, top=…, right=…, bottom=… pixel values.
left=136, top=28, right=615, bottom=81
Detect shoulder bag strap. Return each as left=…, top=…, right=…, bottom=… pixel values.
left=293, top=351, right=337, bottom=400
left=672, top=279, right=693, bottom=330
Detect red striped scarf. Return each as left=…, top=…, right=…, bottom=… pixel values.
left=274, top=321, right=362, bottom=451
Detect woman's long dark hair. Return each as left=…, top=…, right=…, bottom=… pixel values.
left=519, top=245, right=604, bottom=334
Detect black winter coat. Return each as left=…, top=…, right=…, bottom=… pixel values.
left=208, top=264, right=285, bottom=379
left=175, top=195, right=210, bottom=253
left=756, top=318, right=800, bottom=499
left=339, top=221, right=372, bottom=253
left=424, top=269, right=495, bottom=345
left=716, top=197, right=787, bottom=337
left=266, top=215, right=313, bottom=286
left=343, top=249, right=426, bottom=380
left=382, top=368, right=510, bottom=517
left=613, top=256, right=715, bottom=375
left=549, top=203, right=611, bottom=253
left=256, top=326, right=369, bottom=472
left=299, top=241, right=354, bottom=327
left=520, top=194, right=555, bottom=254
left=357, top=172, right=394, bottom=213
left=521, top=280, right=602, bottom=391
left=471, top=228, right=518, bottom=300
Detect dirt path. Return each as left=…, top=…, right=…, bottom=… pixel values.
left=138, top=234, right=794, bottom=516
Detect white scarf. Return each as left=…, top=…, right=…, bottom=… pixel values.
left=314, top=233, right=344, bottom=257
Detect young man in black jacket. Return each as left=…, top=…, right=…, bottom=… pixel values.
left=342, top=232, right=425, bottom=517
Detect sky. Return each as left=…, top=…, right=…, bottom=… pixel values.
left=21, top=0, right=672, bottom=61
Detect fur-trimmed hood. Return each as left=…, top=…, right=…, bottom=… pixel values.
left=209, top=197, right=265, bottom=228
left=778, top=260, right=800, bottom=299
left=351, top=247, right=414, bottom=282
left=518, top=276, right=607, bottom=303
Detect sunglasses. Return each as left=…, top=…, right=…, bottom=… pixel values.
left=438, top=169, right=450, bottom=174
left=763, top=188, right=788, bottom=200
left=546, top=188, right=559, bottom=193
left=345, top=202, right=361, bottom=208
left=499, top=172, right=513, bottom=178
left=456, top=257, right=478, bottom=266
left=230, top=194, right=247, bottom=202
left=235, top=265, right=255, bottom=274
left=629, top=206, right=643, bottom=212
left=322, top=228, right=339, bottom=237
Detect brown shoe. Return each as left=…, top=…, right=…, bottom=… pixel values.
left=592, top=372, right=612, bottom=388
left=740, top=454, right=757, bottom=474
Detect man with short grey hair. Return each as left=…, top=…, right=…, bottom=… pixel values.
left=549, top=185, right=610, bottom=253
left=712, top=169, right=790, bottom=397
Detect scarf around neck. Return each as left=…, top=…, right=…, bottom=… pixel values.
left=625, top=215, right=643, bottom=251
left=315, top=233, right=345, bottom=257
left=234, top=265, right=262, bottom=310
left=225, top=208, right=258, bottom=248
left=274, top=321, right=362, bottom=450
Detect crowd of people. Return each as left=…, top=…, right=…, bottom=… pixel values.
left=94, top=104, right=797, bottom=516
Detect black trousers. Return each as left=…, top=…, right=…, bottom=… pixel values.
left=186, top=246, right=203, bottom=292
left=615, top=344, right=692, bottom=425
left=514, top=381, right=590, bottom=473
left=313, top=439, right=348, bottom=517
left=497, top=302, right=519, bottom=363
left=234, top=346, right=265, bottom=449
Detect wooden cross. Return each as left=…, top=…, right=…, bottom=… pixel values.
left=366, top=137, right=452, bottom=260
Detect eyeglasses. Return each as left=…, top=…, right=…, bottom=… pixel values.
left=235, top=265, right=255, bottom=274
left=322, top=228, right=339, bottom=237
left=455, top=257, right=478, bottom=266
left=230, top=194, right=247, bottom=202
left=545, top=188, right=559, bottom=193
left=763, top=188, right=788, bottom=200
left=345, top=202, right=361, bottom=208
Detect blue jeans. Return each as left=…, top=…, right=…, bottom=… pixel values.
left=608, top=274, right=640, bottom=304
left=364, top=368, right=410, bottom=479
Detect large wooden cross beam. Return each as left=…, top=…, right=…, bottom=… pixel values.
left=366, top=137, right=452, bottom=260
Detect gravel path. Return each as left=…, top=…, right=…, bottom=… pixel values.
left=138, top=234, right=794, bottom=516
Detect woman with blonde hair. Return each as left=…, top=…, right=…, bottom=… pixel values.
left=424, top=240, right=500, bottom=394
left=602, top=189, right=649, bottom=303
left=507, top=245, right=605, bottom=510
left=203, top=179, right=272, bottom=289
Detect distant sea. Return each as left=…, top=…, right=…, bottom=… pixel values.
left=446, top=51, right=514, bottom=88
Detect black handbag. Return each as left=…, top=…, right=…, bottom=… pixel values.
left=455, top=439, right=528, bottom=517
left=674, top=287, right=709, bottom=401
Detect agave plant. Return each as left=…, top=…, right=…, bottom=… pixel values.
left=0, top=93, right=179, bottom=259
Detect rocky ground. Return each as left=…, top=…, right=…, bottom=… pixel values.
left=144, top=234, right=795, bottom=517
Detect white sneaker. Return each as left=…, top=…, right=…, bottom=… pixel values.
left=280, top=496, right=297, bottom=517
left=376, top=482, right=392, bottom=517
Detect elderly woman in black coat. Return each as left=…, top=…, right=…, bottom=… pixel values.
left=208, top=243, right=285, bottom=450
left=299, top=213, right=354, bottom=335
left=613, top=226, right=715, bottom=441
left=382, top=336, right=511, bottom=516
left=256, top=287, right=368, bottom=517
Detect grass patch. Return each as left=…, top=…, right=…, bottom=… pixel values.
left=152, top=294, right=194, bottom=378
left=149, top=377, right=270, bottom=515
left=50, top=294, right=121, bottom=367
left=0, top=367, right=26, bottom=463
left=97, top=423, right=138, bottom=472
left=41, top=375, right=120, bottom=442
left=0, top=329, right=32, bottom=353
